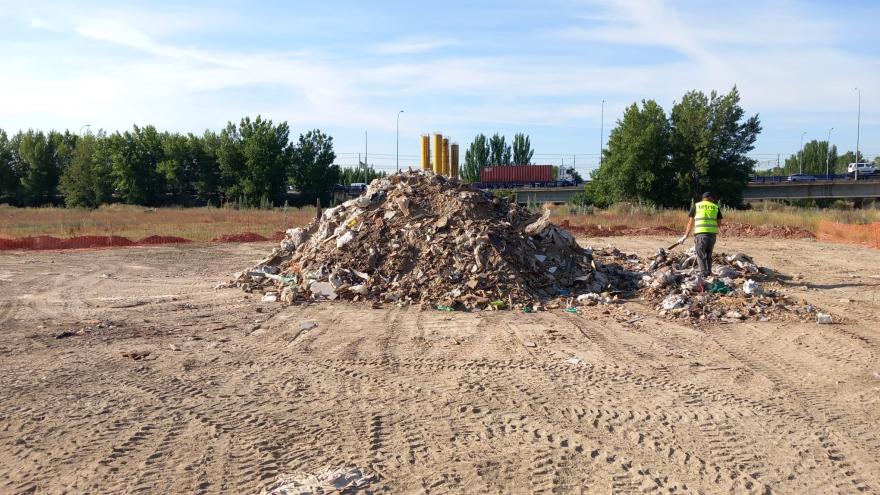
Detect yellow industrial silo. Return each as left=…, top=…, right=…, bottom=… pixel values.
left=420, top=135, right=431, bottom=171
left=441, top=138, right=450, bottom=176
left=432, top=133, right=443, bottom=175
left=450, top=143, right=460, bottom=179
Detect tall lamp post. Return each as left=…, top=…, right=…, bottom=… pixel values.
left=396, top=110, right=404, bottom=173
left=79, top=124, right=91, bottom=135
left=825, top=127, right=834, bottom=178
left=855, top=87, right=861, bottom=180
left=798, top=131, right=806, bottom=174
left=599, top=99, right=605, bottom=168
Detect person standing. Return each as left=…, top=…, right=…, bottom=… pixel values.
left=679, top=192, right=722, bottom=277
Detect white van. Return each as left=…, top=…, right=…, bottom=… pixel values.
left=847, top=162, right=876, bottom=175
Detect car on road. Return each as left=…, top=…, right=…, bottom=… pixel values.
left=847, top=162, right=877, bottom=176
left=787, top=173, right=816, bottom=182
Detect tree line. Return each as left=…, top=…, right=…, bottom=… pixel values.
left=0, top=116, right=347, bottom=208
left=583, top=87, right=761, bottom=207
left=461, top=132, right=534, bottom=182
left=755, top=141, right=871, bottom=177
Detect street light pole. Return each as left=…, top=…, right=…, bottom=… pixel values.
left=79, top=124, right=91, bottom=135
left=855, top=87, right=861, bottom=181
left=799, top=131, right=806, bottom=174
left=825, top=127, right=833, bottom=178
left=599, top=99, right=605, bottom=168
left=396, top=110, right=404, bottom=173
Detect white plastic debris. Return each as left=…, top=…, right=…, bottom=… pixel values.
left=350, top=284, right=368, bottom=295
left=816, top=313, right=833, bottom=324
left=743, top=279, right=764, bottom=296
left=576, top=293, right=601, bottom=304
left=661, top=294, right=687, bottom=310
left=262, top=292, right=278, bottom=302
left=299, top=320, right=317, bottom=331
left=336, top=230, right=354, bottom=248
left=534, top=254, right=547, bottom=263
left=713, top=265, right=738, bottom=279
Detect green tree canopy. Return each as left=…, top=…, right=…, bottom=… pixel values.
left=462, top=133, right=490, bottom=182
left=110, top=125, right=166, bottom=205
left=512, top=133, right=534, bottom=165
left=59, top=132, right=114, bottom=208
left=783, top=140, right=837, bottom=176
left=489, top=133, right=511, bottom=165
left=290, top=129, right=339, bottom=205
left=587, top=99, right=672, bottom=206
left=0, top=129, right=20, bottom=204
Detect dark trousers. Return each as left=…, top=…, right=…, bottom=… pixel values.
left=694, top=233, right=716, bottom=277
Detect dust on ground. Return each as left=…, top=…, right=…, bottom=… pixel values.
left=1, top=238, right=879, bottom=494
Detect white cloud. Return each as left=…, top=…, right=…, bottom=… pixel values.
left=373, top=37, right=458, bottom=55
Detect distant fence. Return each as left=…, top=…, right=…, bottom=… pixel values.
left=0, top=232, right=284, bottom=251
left=816, top=221, right=880, bottom=249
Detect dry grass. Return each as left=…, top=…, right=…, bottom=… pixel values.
left=0, top=204, right=315, bottom=242
left=553, top=202, right=880, bottom=234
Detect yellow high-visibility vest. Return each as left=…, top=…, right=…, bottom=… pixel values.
left=694, top=200, right=719, bottom=234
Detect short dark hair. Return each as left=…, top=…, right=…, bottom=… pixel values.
left=702, top=191, right=715, bottom=200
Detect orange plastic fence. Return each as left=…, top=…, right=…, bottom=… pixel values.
left=816, top=221, right=880, bottom=249
left=0, top=231, right=284, bottom=251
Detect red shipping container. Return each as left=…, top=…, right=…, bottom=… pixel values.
left=480, top=165, right=553, bottom=184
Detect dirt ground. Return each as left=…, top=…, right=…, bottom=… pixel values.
left=1, top=237, right=879, bottom=494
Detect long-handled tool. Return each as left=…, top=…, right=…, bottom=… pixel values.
left=667, top=235, right=687, bottom=251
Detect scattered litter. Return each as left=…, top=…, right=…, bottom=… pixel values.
left=264, top=466, right=377, bottom=495
left=565, top=357, right=582, bottom=365
left=523, top=341, right=537, bottom=348
left=743, top=279, right=763, bottom=296
left=54, top=330, right=76, bottom=339
left=661, top=294, right=687, bottom=310
left=436, top=305, right=454, bottom=312
left=262, top=292, right=278, bottom=303
left=299, top=321, right=317, bottom=331
left=121, top=351, right=151, bottom=361
left=564, top=307, right=578, bottom=314
left=816, top=313, right=833, bottom=324
left=168, top=343, right=181, bottom=351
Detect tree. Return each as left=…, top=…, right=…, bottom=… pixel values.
left=17, top=130, right=61, bottom=205
left=340, top=166, right=385, bottom=185
left=59, top=132, right=114, bottom=208
left=669, top=87, right=760, bottom=206
left=784, top=140, right=837, bottom=176
left=0, top=129, right=20, bottom=204
left=461, top=134, right=490, bottom=182
left=290, top=129, right=339, bottom=205
left=158, top=132, right=194, bottom=202
left=512, top=133, right=534, bottom=165
left=489, top=133, right=511, bottom=165
left=110, top=125, right=166, bottom=205
left=587, top=100, right=672, bottom=206
left=238, top=116, right=292, bottom=206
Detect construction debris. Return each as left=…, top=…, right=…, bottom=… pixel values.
left=231, top=170, right=636, bottom=310
left=230, top=170, right=828, bottom=324
left=263, top=466, right=377, bottom=495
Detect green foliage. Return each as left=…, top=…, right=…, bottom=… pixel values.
left=59, top=132, right=114, bottom=208
left=462, top=133, right=490, bottom=182
left=0, top=129, right=20, bottom=204
left=512, top=133, right=533, bottom=165
left=783, top=140, right=838, bottom=175
left=290, top=129, right=339, bottom=205
left=589, top=100, right=672, bottom=207
left=110, top=125, right=166, bottom=205
left=669, top=87, right=760, bottom=206
left=339, top=166, right=385, bottom=185
left=18, top=130, right=62, bottom=205
left=489, top=133, right=511, bottom=165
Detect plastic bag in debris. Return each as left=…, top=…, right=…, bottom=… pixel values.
left=661, top=294, right=687, bottom=310
left=743, top=279, right=764, bottom=296
left=708, top=280, right=730, bottom=294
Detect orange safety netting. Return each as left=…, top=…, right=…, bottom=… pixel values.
left=816, top=221, right=880, bottom=249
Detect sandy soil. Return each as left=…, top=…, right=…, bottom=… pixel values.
left=1, top=237, right=879, bottom=494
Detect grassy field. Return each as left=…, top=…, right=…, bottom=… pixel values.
left=0, top=204, right=315, bottom=242
left=554, top=202, right=880, bottom=231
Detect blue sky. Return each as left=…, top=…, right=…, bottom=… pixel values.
left=1, top=0, right=878, bottom=174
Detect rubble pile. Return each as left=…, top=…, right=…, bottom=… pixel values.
left=230, top=170, right=824, bottom=323
left=231, top=171, right=637, bottom=310
left=634, top=247, right=820, bottom=323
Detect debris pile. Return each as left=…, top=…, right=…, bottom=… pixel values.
left=635, top=247, right=821, bottom=323
left=230, top=170, right=637, bottom=310
left=229, top=170, right=825, bottom=323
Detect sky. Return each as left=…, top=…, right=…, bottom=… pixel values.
left=0, top=0, right=878, bottom=175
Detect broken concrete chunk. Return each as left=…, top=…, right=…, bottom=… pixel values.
left=299, top=320, right=317, bottom=331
